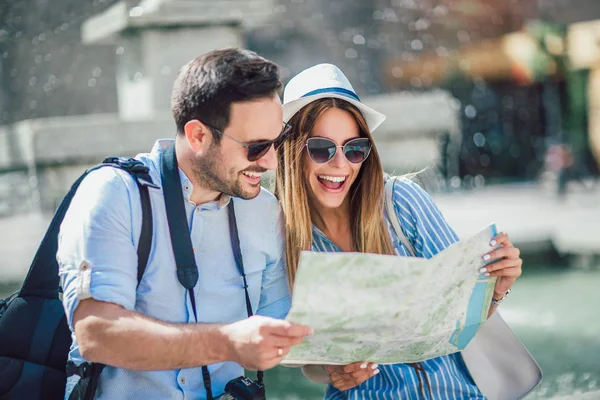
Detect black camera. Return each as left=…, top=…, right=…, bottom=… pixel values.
left=219, top=376, right=265, bottom=400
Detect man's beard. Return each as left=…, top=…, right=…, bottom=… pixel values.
left=192, top=146, right=263, bottom=200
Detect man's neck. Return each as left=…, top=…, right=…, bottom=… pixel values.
left=175, top=137, right=222, bottom=206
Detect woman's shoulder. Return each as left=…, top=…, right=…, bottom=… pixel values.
left=385, top=174, right=430, bottom=205
left=385, top=174, right=459, bottom=251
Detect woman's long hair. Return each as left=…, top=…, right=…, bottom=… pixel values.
left=274, top=98, right=395, bottom=289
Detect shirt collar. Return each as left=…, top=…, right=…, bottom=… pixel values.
left=312, top=224, right=330, bottom=242
left=179, top=168, right=231, bottom=210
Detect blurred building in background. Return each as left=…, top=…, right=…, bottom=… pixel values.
left=2, top=3, right=600, bottom=398
left=1, top=0, right=600, bottom=215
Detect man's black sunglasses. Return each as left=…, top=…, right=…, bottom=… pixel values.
left=206, top=122, right=292, bottom=162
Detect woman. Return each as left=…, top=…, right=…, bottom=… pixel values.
left=274, top=64, right=523, bottom=399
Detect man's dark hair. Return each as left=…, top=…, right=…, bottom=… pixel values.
left=171, top=48, right=283, bottom=142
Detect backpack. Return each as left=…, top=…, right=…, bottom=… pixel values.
left=0, top=157, right=156, bottom=400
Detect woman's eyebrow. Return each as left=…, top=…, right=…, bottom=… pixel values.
left=309, top=135, right=362, bottom=144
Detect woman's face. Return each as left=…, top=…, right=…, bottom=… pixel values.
left=303, top=107, right=364, bottom=211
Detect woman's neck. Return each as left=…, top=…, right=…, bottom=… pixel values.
left=311, top=199, right=355, bottom=252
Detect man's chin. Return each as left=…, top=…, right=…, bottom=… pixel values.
left=239, top=187, right=261, bottom=200
left=231, top=181, right=262, bottom=200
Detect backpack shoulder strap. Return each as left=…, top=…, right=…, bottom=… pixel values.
left=20, top=157, right=157, bottom=297
left=102, top=157, right=158, bottom=287
left=384, top=176, right=417, bottom=257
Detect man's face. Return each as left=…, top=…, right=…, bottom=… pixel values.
left=192, top=94, right=283, bottom=200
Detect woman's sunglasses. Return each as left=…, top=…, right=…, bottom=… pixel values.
left=207, top=122, right=292, bottom=162
left=305, top=137, right=372, bottom=164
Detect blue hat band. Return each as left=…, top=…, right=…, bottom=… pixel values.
left=301, top=87, right=360, bottom=102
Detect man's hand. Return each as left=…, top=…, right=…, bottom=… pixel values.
left=221, top=316, right=313, bottom=370
left=326, top=362, right=380, bottom=391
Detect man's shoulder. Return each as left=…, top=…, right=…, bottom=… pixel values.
left=232, top=187, right=282, bottom=227
left=60, top=166, right=142, bottom=228
left=255, top=186, right=279, bottom=205
left=387, top=175, right=429, bottom=202
left=81, top=165, right=140, bottom=195
left=234, top=186, right=279, bottom=208
left=82, top=150, right=158, bottom=194
left=67, top=159, right=159, bottom=220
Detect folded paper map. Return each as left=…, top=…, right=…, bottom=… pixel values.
left=284, top=224, right=498, bottom=365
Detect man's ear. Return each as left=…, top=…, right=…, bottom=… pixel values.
left=184, top=120, right=213, bottom=155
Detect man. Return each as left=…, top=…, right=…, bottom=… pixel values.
left=58, top=48, right=312, bottom=399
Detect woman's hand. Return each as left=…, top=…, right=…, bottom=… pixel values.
left=480, top=232, right=522, bottom=299
left=326, top=362, right=380, bottom=391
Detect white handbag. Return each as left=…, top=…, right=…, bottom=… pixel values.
left=384, top=177, right=543, bottom=400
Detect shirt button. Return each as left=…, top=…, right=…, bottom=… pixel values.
left=180, top=376, right=186, bottom=384
left=184, top=185, right=189, bottom=191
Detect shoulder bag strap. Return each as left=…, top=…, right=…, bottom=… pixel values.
left=384, top=177, right=417, bottom=257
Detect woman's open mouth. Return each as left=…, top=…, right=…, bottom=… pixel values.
left=317, top=175, right=348, bottom=192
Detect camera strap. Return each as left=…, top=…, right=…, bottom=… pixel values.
left=161, top=143, right=262, bottom=400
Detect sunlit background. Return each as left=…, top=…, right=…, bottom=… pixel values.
left=1, top=0, right=599, bottom=398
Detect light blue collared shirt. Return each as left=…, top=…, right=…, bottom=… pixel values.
left=58, top=139, right=291, bottom=399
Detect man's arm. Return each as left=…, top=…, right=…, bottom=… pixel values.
left=256, top=204, right=292, bottom=319
left=74, top=298, right=311, bottom=371
left=60, top=170, right=311, bottom=371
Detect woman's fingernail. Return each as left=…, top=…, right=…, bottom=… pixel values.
left=360, top=363, right=367, bottom=369
left=371, top=364, right=379, bottom=370
left=482, top=254, right=491, bottom=261
left=485, top=272, right=490, bottom=277
left=490, top=240, right=497, bottom=246
left=479, top=267, right=487, bottom=273
left=374, top=369, right=380, bottom=375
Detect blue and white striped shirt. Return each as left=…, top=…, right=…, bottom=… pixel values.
left=313, top=178, right=486, bottom=400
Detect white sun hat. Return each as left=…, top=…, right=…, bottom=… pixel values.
left=282, top=63, right=386, bottom=133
